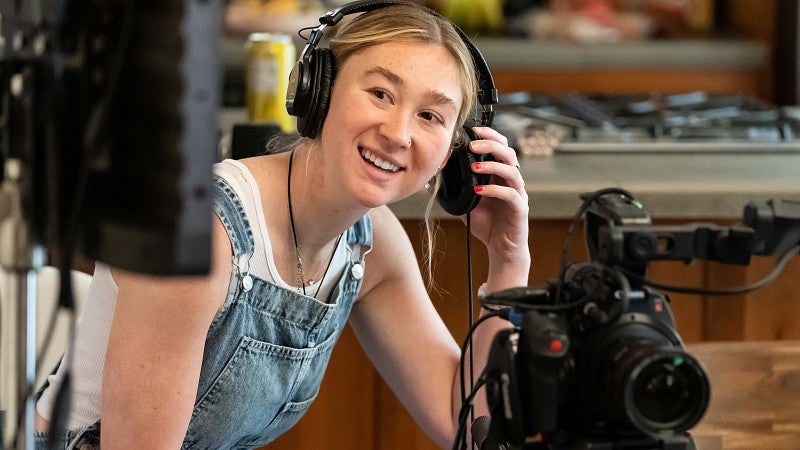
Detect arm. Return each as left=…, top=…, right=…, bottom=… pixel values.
left=101, top=217, right=232, bottom=448
left=350, top=206, right=465, bottom=448
left=350, top=128, right=529, bottom=448
left=462, top=125, right=531, bottom=293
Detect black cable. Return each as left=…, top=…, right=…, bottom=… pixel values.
left=554, top=188, right=635, bottom=305
left=297, top=25, right=318, bottom=41
left=459, top=310, right=506, bottom=415
left=452, top=375, right=489, bottom=450
left=35, top=291, right=64, bottom=372
left=621, top=245, right=800, bottom=296
left=457, top=309, right=507, bottom=450
left=464, top=211, right=476, bottom=445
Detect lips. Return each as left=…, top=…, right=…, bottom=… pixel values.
left=360, top=148, right=404, bottom=173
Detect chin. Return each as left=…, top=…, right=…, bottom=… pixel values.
left=354, top=192, right=393, bottom=210
left=350, top=184, right=413, bottom=210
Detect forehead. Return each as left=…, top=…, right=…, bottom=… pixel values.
left=340, top=41, right=464, bottom=105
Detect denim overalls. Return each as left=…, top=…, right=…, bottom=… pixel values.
left=36, top=173, right=372, bottom=449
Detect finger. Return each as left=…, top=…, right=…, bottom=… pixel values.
left=470, top=141, right=519, bottom=170
left=471, top=160, right=525, bottom=191
left=473, top=183, right=529, bottom=210
left=468, top=136, right=519, bottom=168
left=470, top=126, right=509, bottom=147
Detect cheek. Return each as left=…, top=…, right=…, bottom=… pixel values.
left=427, top=126, right=457, bottom=167
left=422, top=138, right=454, bottom=175
left=326, top=91, right=376, bottom=135
left=325, top=82, right=358, bottom=123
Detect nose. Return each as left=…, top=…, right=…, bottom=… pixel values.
left=380, top=111, right=412, bottom=148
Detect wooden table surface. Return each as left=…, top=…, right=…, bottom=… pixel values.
left=687, top=340, right=800, bottom=450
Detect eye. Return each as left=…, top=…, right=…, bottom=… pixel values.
left=369, top=88, right=392, bottom=103
left=419, top=110, right=444, bottom=125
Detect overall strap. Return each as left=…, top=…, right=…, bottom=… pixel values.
left=346, top=212, right=373, bottom=260
left=212, top=174, right=256, bottom=259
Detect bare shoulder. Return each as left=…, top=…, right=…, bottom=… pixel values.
left=111, top=215, right=232, bottom=320
left=368, top=204, right=404, bottom=235
left=360, top=206, right=423, bottom=298
left=367, top=205, right=416, bottom=257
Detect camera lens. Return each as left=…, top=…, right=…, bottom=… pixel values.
left=571, top=318, right=710, bottom=439
left=623, top=348, right=709, bottom=436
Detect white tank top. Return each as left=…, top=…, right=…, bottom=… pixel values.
left=36, top=159, right=348, bottom=429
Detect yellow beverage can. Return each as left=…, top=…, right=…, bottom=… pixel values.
left=245, top=33, right=296, bottom=133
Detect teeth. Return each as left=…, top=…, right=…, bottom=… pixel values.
left=361, top=149, right=400, bottom=172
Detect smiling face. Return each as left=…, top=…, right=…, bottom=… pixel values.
left=319, top=41, right=464, bottom=208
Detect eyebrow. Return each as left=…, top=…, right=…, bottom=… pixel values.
left=364, top=66, right=458, bottom=112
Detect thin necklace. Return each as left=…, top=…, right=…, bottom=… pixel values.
left=287, top=150, right=342, bottom=298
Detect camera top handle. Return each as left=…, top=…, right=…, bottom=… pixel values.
left=585, top=195, right=800, bottom=272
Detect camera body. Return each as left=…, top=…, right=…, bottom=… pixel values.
left=475, top=192, right=799, bottom=450
left=481, top=271, right=709, bottom=450
left=480, top=192, right=714, bottom=450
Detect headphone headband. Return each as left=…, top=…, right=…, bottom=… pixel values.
left=286, top=0, right=498, bottom=134
left=320, top=0, right=406, bottom=25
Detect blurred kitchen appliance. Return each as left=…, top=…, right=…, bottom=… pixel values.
left=495, top=91, right=800, bottom=155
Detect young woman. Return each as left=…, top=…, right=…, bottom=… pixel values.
left=35, top=2, right=530, bottom=448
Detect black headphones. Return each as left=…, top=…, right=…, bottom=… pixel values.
left=285, top=0, right=500, bottom=216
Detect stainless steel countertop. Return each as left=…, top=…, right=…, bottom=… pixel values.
left=220, top=108, right=799, bottom=220
left=387, top=151, right=800, bottom=220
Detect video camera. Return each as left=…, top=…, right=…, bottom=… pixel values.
left=468, top=189, right=800, bottom=450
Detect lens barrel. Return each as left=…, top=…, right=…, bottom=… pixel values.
left=576, top=320, right=710, bottom=437
left=618, top=346, right=710, bottom=435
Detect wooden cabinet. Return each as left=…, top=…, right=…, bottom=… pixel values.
left=491, top=67, right=773, bottom=102
left=684, top=340, right=800, bottom=450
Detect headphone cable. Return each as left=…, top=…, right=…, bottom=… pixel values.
left=464, top=212, right=476, bottom=447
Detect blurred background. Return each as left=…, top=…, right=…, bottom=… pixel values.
left=2, top=1, right=798, bottom=449
left=215, top=2, right=800, bottom=450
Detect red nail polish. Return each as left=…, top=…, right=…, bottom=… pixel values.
left=474, top=185, right=484, bottom=193
left=472, top=162, right=482, bottom=170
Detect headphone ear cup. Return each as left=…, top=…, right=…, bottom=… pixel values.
left=436, top=124, right=492, bottom=216
left=297, top=47, right=335, bottom=138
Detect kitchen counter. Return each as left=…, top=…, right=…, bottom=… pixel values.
left=220, top=109, right=799, bottom=221
left=392, top=151, right=800, bottom=220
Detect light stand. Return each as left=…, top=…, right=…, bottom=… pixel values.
left=0, top=5, right=50, bottom=446
left=0, top=158, right=45, bottom=450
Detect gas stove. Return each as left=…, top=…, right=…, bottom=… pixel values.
left=494, top=92, right=800, bottom=156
